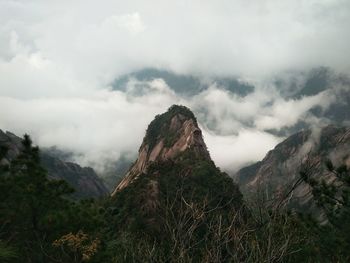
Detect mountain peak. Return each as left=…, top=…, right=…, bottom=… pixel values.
left=112, top=105, right=210, bottom=194
left=144, top=105, right=197, bottom=149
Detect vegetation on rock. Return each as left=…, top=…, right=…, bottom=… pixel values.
left=145, top=105, right=197, bottom=150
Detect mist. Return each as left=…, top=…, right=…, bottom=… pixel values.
left=0, top=0, right=349, bottom=174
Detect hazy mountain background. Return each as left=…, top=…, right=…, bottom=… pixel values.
left=0, top=129, right=108, bottom=198
left=0, top=0, right=349, bottom=180
left=1, top=66, right=349, bottom=181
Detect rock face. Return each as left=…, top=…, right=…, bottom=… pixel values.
left=109, top=105, right=243, bottom=233
left=40, top=154, right=108, bottom=199
left=112, top=105, right=210, bottom=195
left=0, top=129, right=108, bottom=199
left=0, top=130, right=23, bottom=165
left=236, top=125, right=350, bottom=213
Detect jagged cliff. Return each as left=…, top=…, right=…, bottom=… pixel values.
left=0, top=129, right=108, bottom=199
left=236, top=125, right=350, bottom=213
left=110, top=105, right=243, bottom=233
left=112, top=105, right=210, bottom=195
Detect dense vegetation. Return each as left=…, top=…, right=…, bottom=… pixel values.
left=0, top=135, right=105, bottom=262
left=299, top=159, right=350, bottom=262
left=0, top=135, right=350, bottom=262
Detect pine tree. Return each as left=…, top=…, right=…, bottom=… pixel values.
left=301, top=159, right=350, bottom=261
left=0, top=134, right=76, bottom=260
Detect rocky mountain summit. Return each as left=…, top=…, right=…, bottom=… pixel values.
left=110, top=105, right=243, bottom=234
left=112, top=105, right=210, bottom=195
left=0, top=129, right=108, bottom=199
left=236, top=125, right=350, bottom=213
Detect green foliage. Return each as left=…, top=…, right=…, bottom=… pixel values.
left=0, top=145, right=9, bottom=174
left=0, top=135, right=106, bottom=262
left=300, top=159, right=350, bottom=262
left=109, top=149, right=242, bottom=231
left=101, top=154, right=349, bottom=262
left=106, top=170, right=309, bottom=263
left=105, top=149, right=245, bottom=262
left=0, top=242, right=18, bottom=262
left=1, top=133, right=349, bottom=262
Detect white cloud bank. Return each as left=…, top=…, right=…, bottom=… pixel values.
left=0, top=79, right=335, bottom=173
left=1, top=0, right=350, bottom=98
left=0, top=0, right=349, bottom=173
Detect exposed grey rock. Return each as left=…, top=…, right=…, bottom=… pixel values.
left=236, top=125, right=350, bottom=215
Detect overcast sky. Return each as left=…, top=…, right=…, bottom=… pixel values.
left=0, top=0, right=349, bottom=173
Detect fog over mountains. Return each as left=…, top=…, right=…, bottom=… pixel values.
left=1, top=67, right=348, bottom=176
left=0, top=0, right=349, bottom=175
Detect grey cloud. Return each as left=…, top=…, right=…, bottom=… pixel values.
left=0, top=0, right=349, bottom=174
left=1, top=0, right=350, bottom=97
left=0, top=73, right=344, bottom=173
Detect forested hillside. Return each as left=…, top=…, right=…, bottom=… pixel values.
left=1, top=106, right=349, bottom=262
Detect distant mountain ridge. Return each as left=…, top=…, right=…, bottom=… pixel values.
left=0, top=129, right=108, bottom=199
left=113, top=67, right=350, bottom=139
left=236, top=125, right=350, bottom=214
left=112, top=68, right=254, bottom=97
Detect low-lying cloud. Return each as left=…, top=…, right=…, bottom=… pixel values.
left=0, top=0, right=349, bottom=174
left=0, top=76, right=342, bottom=173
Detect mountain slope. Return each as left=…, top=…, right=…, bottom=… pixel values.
left=236, top=125, right=350, bottom=213
left=0, top=129, right=108, bottom=199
